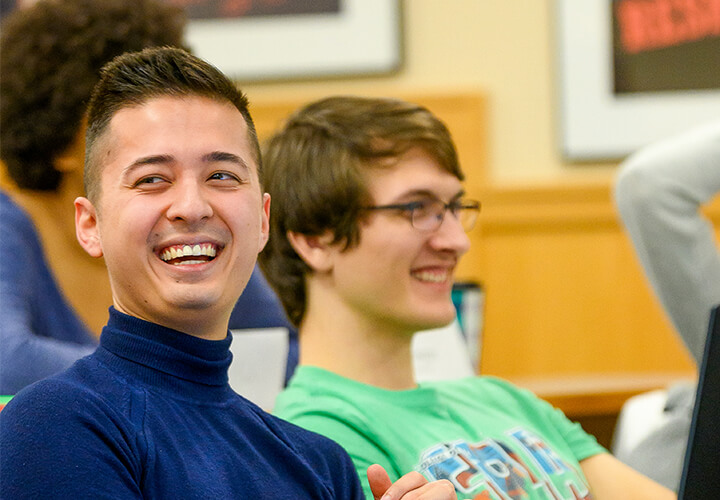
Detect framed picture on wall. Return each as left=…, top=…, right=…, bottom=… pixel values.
left=556, top=0, right=720, bottom=161
left=170, top=0, right=403, bottom=82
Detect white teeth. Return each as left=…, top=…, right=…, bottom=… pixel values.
left=414, top=271, right=448, bottom=283
left=160, top=243, right=218, bottom=262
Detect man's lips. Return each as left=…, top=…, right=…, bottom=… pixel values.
left=159, top=243, right=219, bottom=265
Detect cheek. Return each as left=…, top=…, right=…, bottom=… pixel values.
left=99, top=204, right=157, bottom=253
left=369, top=232, right=416, bottom=267
left=227, top=199, right=267, bottom=245
left=346, top=238, right=408, bottom=286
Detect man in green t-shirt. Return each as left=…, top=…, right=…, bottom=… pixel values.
left=260, top=96, right=675, bottom=500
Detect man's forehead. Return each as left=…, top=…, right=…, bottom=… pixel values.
left=96, top=95, right=257, bottom=173
left=367, top=151, right=462, bottom=198
left=109, top=94, right=243, bottom=122
left=103, top=96, right=249, bottom=145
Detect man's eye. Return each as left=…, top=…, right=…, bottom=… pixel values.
left=407, top=200, right=439, bottom=216
left=134, top=176, right=165, bottom=186
left=208, top=171, right=240, bottom=182
left=405, top=200, right=429, bottom=211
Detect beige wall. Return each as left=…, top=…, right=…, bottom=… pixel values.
left=243, top=0, right=619, bottom=184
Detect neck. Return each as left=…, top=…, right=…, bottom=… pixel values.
left=298, top=278, right=417, bottom=390
left=113, top=302, right=233, bottom=342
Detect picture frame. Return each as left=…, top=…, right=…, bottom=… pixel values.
left=556, top=0, right=720, bottom=161
left=183, top=0, right=403, bottom=82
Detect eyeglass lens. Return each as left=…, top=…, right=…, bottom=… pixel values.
left=412, top=200, right=479, bottom=231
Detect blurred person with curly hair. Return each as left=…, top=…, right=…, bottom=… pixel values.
left=0, top=0, right=187, bottom=394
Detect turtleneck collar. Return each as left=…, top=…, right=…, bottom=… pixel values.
left=96, top=307, right=233, bottom=402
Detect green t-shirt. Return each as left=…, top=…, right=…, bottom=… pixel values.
left=275, top=366, right=605, bottom=499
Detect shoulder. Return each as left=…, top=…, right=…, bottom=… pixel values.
left=0, top=190, right=20, bottom=213
left=268, top=410, right=347, bottom=452
left=0, top=191, right=46, bottom=263
left=429, top=374, right=536, bottom=400
left=260, top=393, right=347, bottom=452
left=0, top=360, right=147, bottom=498
left=256, top=408, right=361, bottom=487
left=276, top=366, right=347, bottom=410
left=273, top=370, right=395, bottom=465
left=0, top=190, right=34, bottom=229
left=2, top=378, right=99, bottom=468
left=3, top=361, right=128, bottom=422
left=616, top=120, right=720, bottom=199
left=275, top=366, right=382, bottom=429
left=427, top=376, right=568, bottom=422
left=1, top=358, right=138, bottom=442
left=615, top=148, right=669, bottom=210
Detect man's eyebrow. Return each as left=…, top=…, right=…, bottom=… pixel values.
left=450, top=189, right=466, bottom=201
left=394, top=188, right=466, bottom=201
left=122, top=154, right=174, bottom=175
left=121, top=151, right=251, bottom=175
left=202, top=151, right=250, bottom=172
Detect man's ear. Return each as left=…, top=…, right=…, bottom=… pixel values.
left=74, top=196, right=103, bottom=258
left=257, top=193, right=271, bottom=253
left=287, top=230, right=336, bottom=273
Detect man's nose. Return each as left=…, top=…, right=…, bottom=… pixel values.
left=165, top=179, right=213, bottom=223
left=431, top=212, right=472, bottom=255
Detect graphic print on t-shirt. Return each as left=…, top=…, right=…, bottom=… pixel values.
left=417, top=428, right=593, bottom=499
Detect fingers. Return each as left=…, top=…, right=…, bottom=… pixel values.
left=381, top=470, right=428, bottom=499
left=367, top=464, right=393, bottom=499
left=367, top=464, right=457, bottom=500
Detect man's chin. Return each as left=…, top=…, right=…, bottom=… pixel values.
left=414, top=309, right=458, bottom=332
left=161, top=288, right=227, bottom=313
left=172, top=297, right=224, bottom=312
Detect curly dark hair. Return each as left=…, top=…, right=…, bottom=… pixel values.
left=0, top=0, right=186, bottom=191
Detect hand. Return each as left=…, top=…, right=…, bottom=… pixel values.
left=367, top=464, right=456, bottom=500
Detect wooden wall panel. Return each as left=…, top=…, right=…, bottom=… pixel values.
left=474, top=182, right=695, bottom=379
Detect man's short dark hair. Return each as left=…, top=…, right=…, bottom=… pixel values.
left=259, top=95, right=463, bottom=327
left=0, top=0, right=186, bottom=191
left=84, top=46, right=260, bottom=203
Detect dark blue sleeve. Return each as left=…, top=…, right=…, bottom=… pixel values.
left=0, top=379, right=143, bottom=499
left=338, top=446, right=367, bottom=499
left=315, top=436, right=366, bottom=499
left=285, top=419, right=366, bottom=499
left=0, top=193, right=96, bottom=395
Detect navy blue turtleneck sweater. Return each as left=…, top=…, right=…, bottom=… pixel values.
left=0, top=308, right=363, bottom=499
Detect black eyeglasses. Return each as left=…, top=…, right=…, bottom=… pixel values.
left=363, top=197, right=480, bottom=232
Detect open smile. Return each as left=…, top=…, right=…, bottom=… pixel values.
left=411, top=268, right=451, bottom=283
left=159, top=243, right=219, bottom=266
